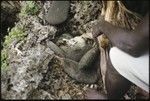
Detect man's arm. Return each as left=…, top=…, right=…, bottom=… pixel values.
left=92, top=13, right=149, bottom=57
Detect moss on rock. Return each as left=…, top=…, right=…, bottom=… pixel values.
left=1, top=49, right=9, bottom=71
left=4, top=27, right=26, bottom=47
left=19, top=1, right=40, bottom=17
left=1, top=26, right=26, bottom=71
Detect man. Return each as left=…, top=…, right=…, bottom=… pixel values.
left=88, top=13, right=149, bottom=99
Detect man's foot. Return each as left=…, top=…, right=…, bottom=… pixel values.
left=136, top=87, right=149, bottom=99
left=85, top=89, right=107, bottom=99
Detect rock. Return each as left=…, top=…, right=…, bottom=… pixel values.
left=57, top=33, right=73, bottom=42
left=73, top=1, right=101, bottom=24
left=56, top=33, right=73, bottom=46
left=1, top=1, right=20, bottom=42
left=2, top=44, right=55, bottom=99
left=68, top=1, right=102, bottom=36
left=27, top=89, right=53, bottom=99
left=59, top=36, right=93, bottom=62
left=44, top=1, right=70, bottom=25
left=1, top=14, right=58, bottom=99
left=61, top=94, right=71, bottom=99
left=1, top=70, right=11, bottom=99
left=21, top=15, right=57, bottom=50
left=53, top=80, right=62, bottom=90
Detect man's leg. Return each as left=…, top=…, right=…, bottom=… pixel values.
left=85, top=52, right=131, bottom=99
left=109, top=47, right=149, bottom=92
left=85, top=47, right=149, bottom=99
left=105, top=57, right=131, bottom=99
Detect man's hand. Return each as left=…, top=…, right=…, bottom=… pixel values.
left=92, top=13, right=149, bottom=57
left=92, top=18, right=106, bottom=39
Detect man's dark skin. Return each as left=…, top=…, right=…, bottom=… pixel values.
left=93, top=13, right=149, bottom=57
left=89, top=13, right=149, bottom=99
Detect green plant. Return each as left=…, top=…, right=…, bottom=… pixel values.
left=4, top=26, right=26, bottom=47
left=1, top=49, right=9, bottom=71
left=19, top=1, right=40, bottom=17
left=1, top=1, right=40, bottom=71
left=2, top=25, right=26, bottom=71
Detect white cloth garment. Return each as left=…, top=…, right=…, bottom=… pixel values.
left=109, top=47, right=149, bottom=92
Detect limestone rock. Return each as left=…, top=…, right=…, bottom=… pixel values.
left=27, top=89, right=53, bottom=99
left=2, top=44, right=54, bottom=99
left=59, top=36, right=94, bottom=62
left=44, top=1, right=70, bottom=25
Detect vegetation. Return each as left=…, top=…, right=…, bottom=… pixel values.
left=3, top=1, right=41, bottom=47
left=1, top=49, right=9, bottom=71
left=1, top=1, right=39, bottom=71
left=19, top=1, right=40, bottom=17
left=1, top=25, right=26, bottom=71
left=4, top=27, right=26, bottom=47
